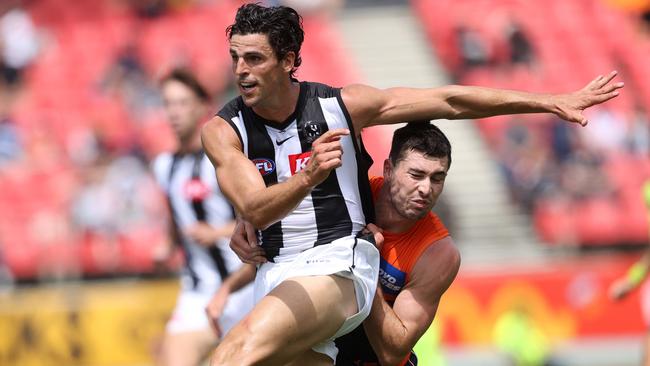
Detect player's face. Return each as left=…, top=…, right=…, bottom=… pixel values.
left=162, top=80, right=206, bottom=141
left=229, top=33, right=294, bottom=108
left=385, top=150, right=449, bottom=221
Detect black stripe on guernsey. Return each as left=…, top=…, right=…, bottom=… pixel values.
left=335, top=91, right=376, bottom=224
left=190, top=152, right=229, bottom=280
left=240, top=107, right=283, bottom=262
left=299, top=97, right=352, bottom=246
left=167, top=153, right=199, bottom=289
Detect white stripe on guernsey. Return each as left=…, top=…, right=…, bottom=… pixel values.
left=231, top=112, right=248, bottom=155
left=319, top=97, right=366, bottom=234
left=264, top=122, right=318, bottom=257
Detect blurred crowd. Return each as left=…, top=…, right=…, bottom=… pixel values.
left=0, top=0, right=345, bottom=284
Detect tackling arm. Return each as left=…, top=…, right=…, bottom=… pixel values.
left=362, top=237, right=460, bottom=366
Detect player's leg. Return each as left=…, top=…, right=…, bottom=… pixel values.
left=210, top=274, right=358, bottom=366
left=159, top=328, right=217, bottom=366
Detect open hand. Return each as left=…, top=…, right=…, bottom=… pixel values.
left=553, top=70, right=624, bottom=126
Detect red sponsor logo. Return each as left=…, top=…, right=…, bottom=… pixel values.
left=183, top=179, right=211, bottom=202
left=289, top=152, right=311, bottom=175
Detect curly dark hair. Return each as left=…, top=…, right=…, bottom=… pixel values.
left=389, top=122, right=452, bottom=169
left=226, top=3, right=304, bottom=79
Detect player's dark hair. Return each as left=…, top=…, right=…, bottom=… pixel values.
left=389, top=122, right=452, bottom=169
left=161, top=68, right=211, bottom=102
left=226, top=3, right=304, bottom=79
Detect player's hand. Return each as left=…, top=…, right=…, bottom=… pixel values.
left=230, top=219, right=267, bottom=264
left=185, top=222, right=220, bottom=246
left=609, top=278, right=635, bottom=301
left=553, top=70, right=624, bottom=126
left=205, top=286, right=229, bottom=337
left=361, top=223, right=384, bottom=249
left=301, top=128, right=349, bottom=187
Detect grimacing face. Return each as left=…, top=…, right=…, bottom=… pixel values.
left=229, top=33, right=295, bottom=108
left=384, top=150, right=449, bottom=221
left=162, top=80, right=206, bottom=141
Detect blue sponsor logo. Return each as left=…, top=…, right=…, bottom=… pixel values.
left=378, top=259, right=406, bottom=296
left=253, top=158, right=275, bottom=176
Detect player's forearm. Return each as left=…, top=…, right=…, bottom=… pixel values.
left=438, top=85, right=558, bottom=120
left=222, top=264, right=256, bottom=293
left=238, top=172, right=313, bottom=229
left=363, top=290, right=412, bottom=366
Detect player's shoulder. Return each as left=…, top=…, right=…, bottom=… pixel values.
left=301, top=80, right=341, bottom=99
left=412, top=236, right=460, bottom=283
left=151, top=151, right=175, bottom=181
left=217, top=95, right=245, bottom=121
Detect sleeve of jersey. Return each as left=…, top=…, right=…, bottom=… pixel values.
left=368, top=175, right=383, bottom=201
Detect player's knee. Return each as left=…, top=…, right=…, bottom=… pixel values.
left=211, top=323, right=272, bottom=365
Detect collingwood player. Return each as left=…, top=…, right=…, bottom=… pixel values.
left=152, top=69, right=253, bottom=366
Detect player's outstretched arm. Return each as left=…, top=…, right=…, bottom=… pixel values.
left=363, top=237, right=460, bottom=366
left=610, top=249, right=650, bottom=300
left=343, top=71, right=623, bottom=132
left=201, top=117, right=348, bottom=229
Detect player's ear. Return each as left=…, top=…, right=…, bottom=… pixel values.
left=282, top=51, right=296, bottom=74
left=383, top=159, right=392, bottom=179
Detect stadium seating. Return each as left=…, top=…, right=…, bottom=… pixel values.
left=412, top=0, right=650, bottom=246
left=0, top=1, right=361, bottom=280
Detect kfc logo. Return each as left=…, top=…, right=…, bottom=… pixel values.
left=289, top=152, right=312, bottom=175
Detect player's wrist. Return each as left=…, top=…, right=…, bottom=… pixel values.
left=627, top=262, right=648, bottom=287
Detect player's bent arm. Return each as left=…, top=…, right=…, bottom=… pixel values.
left=342, top=71, right=623, bottom=131
left=222, top=263, right=256, bottom=293
left=362, top=237, right=460, bottom=366
left=201, top=117, right=313, bottom=229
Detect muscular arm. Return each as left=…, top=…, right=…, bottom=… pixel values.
left=343, top=71, right=623, bottom=132
left=363, top=237, right=460, bottom=366
left=201, top=117, right=347, bottom=229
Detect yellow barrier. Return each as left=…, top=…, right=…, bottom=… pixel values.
left=0, top=279, right=179, bottom=366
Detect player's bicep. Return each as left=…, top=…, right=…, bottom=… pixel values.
left=201, top=117, right=266, bottom=215
left=342, top=84, right=458, bottom=130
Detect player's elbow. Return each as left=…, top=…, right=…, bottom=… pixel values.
left=239, top=208, right=271, bottom=231
left=377, top=349, right=411, bottom=366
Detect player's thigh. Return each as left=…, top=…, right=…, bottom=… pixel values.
left=160, top=328, right=217, bottom=366
left=214, top=274, right=357, bottom=365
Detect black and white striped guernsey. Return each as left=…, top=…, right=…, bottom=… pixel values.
left=217, top=81, right=375, bottom=263
left=152, top=150, right=240, bottom=292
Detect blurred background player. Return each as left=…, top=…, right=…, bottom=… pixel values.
left=609, top=179, right=650, bottom=366
left=152, top=69, right=253, bottom=366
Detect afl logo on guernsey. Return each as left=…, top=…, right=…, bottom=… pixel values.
left=253, top=158, right=275, bottom=176
left=184, top=179, right=211, bottom=202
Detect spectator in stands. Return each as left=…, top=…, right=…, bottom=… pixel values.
left=499, top=122, right=555, bottom=211
left=626, top=103, right=650, bottom=157
left=504, top=20, right=535, bottom=67
left=71, top=139, right=161, bottom=274
left=0, top=1, right=39, bottom=88
left=454, top=24, right=493, bottom=79
left=100, top=44, right=161, bottom=119
left=0, top=116, right=21, bottom=166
